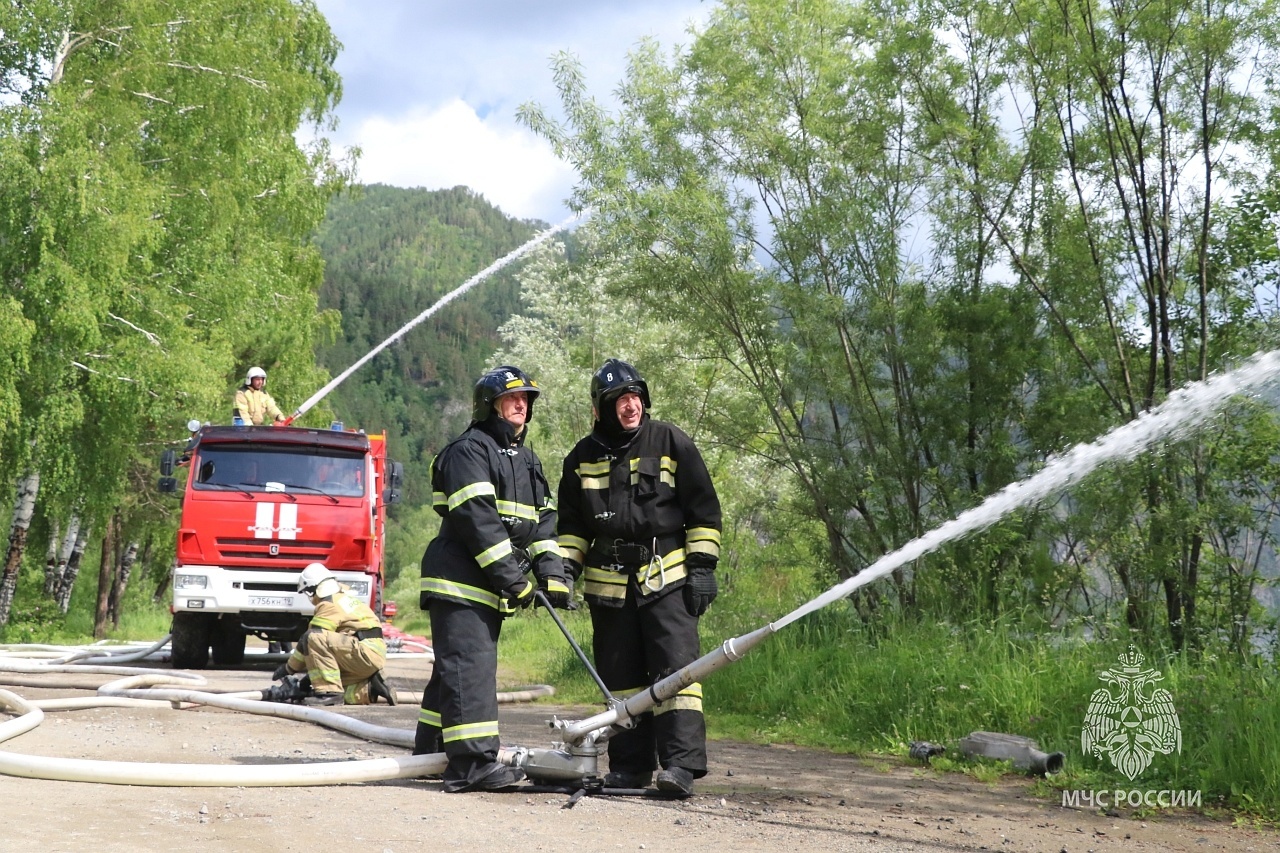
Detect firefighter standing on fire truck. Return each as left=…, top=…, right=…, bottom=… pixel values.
left=233, top=366, right=286, bottom=425
left=413, top=366, right=571, bottom=793
left=557, top=359, right=722, bottom=797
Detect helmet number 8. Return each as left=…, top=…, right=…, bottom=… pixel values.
left=607, top=373, right=614, bottom=381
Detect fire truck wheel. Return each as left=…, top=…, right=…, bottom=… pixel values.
left=211, top=617, right=246, bottom=666
left=171, top=612, right=213, bottom=669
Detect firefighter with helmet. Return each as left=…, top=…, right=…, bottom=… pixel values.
left=233, top=366, right=286, bottom=425
left=557, top=359, right=722, bottom=796
left=264, top=563, right=396, bottom=706
left=413, top=366, right=571, bottom=793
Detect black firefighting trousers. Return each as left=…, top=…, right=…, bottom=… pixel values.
left=590, top=584, right=707, bottom=778
left=413, top=599, right=504, bottom=786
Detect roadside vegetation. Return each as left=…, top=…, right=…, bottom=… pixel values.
left=4, top=0, right=1280, bottom=823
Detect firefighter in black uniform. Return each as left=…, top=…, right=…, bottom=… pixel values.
left=414, top=366, right=572, bottom=793
left=557, top=359, right=722, bottom=796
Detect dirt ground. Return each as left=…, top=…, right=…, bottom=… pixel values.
left=0, top=648, right=1275, bottom=853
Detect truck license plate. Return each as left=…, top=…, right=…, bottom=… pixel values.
left=249, top=596, right=293, bottom=607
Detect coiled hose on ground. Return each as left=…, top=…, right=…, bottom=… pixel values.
left=0, top=636, right=553, bottom=787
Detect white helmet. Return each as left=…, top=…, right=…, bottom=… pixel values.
left=298, top=562, right=336, bottom=596
left=246, top=366, right=267, bottom=384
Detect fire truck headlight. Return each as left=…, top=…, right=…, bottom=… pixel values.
left=175, top=574, right=208, bottom=590
left=346, top=580, right=370, bottom=599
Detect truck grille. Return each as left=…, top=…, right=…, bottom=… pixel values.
left=215, top=537, right=333, bottom=560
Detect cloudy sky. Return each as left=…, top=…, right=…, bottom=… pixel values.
left=310, top=0, right=713, bottom=224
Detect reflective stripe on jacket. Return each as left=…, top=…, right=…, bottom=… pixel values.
left=420, top=420, right=563, bottom=612
left=557, top=417, right=721, bottom=606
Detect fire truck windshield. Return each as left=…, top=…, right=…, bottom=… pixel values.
left=193, top=445, right=366, bottom=498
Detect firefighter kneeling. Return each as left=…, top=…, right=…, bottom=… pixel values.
left=261, top=563, right=397, bottom=706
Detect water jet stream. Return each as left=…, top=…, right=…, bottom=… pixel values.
left=775, top=349, right=1280, bottom=629
left=285, top=210, right=586, bottom=424
left=556, top=350, right=1280, bottom=744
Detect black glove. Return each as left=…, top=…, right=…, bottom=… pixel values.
left=539, top=576, right=574, bottom=610
left=272, top=662, right=291, bottom=681
left=683, top=564, right=718, bottom=617
left=563, top=558, right=583, bottom=582
left=502, top=578, right=535, bottom=611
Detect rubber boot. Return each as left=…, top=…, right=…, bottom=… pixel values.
left=369, top=670, right=397, bottom=705
left=655, top=766, right=695, bottom=796
left=603, top=770, right=653, bottom=789
left=260, top=675, right=308, bottom=703
left=442, top=761, right=525, bottom=793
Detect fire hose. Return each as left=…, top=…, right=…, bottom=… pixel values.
left=0, top=637, right=550, bottom=787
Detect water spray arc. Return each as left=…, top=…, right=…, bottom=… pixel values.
left=283, top=210, right=587, bottom=425
left=503, top=350, right=1280, bottom=785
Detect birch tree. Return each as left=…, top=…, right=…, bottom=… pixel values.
left=0, top=0, right=348, bottom=627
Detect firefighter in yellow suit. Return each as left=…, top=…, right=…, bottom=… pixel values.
left=233, top=366, right=286, bottom=425
left=270, top=563, right=396, bottom=706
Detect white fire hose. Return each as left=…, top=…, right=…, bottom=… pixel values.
left=0, top=638, right=556, bottom=787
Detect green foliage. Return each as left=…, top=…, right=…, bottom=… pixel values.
left=0, top=0, right=348, bottom=632
left=521, top=0, right=1280, bottom=651
left=312, top=184, right=543, bottom=511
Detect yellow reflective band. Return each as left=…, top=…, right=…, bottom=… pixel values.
left=505, top=377, right=524, bottom=388
left=577, top=460, right=611, bottom=477
left=309, top=666, right=342, bottom=682
left=310, top=616, right=337, bottom=631
left=432, top=490, right=447, bottom=508
left=686, top=527, right=721, bottom=544
left=418, top=709, right=441, bottom=728
left=528, top=539, right=561, bottom=558
left=655, top=693, right=703, bottom=715
left=420, top=577, right=502, bottom=609
left=629, top=456, right=678, bottom=487
left=543, top=577, right=570, bottom=594
left=558, top=534, right=589, bottom=554
left=443, top=720, right=501, bottom=743
left=636, top=548, right=687, bottom=588
left=475, top=538, right=513, bottom=567
left=583, top=567, right=627, bottom=600
left=447, top=481, right=497, bottom=510
left=495, top=499, right=539, bottom=520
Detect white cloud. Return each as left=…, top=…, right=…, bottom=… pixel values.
left=309, top=0, right=713, bottom=223
left=350, top=100, right=576, bottom=222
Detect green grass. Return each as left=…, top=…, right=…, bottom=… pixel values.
left=699, top=610, right=1280, bottom=818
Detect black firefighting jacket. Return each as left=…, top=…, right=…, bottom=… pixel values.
left=420, top=417, right=564, bottom=614
left=557, top=416, right=722, bottom=607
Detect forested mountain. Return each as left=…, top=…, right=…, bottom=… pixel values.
left=312, top=185, right=543, bottom=504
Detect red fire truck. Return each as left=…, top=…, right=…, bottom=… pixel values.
left=158, top=423, right=402, bottom=669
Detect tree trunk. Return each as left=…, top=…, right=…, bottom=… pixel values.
left=43, top=519, right=60, bottom=596
left=53, top=514, right=81, bottom=601
left=94, top=515, right=117, bottom=639
left=56, top=523, right=89, bottom=614
left=153, top=570, right=171, bottom=603
left=108, top=538, right=138, bottom=629
left=0, top=471, right=40, bottom=626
